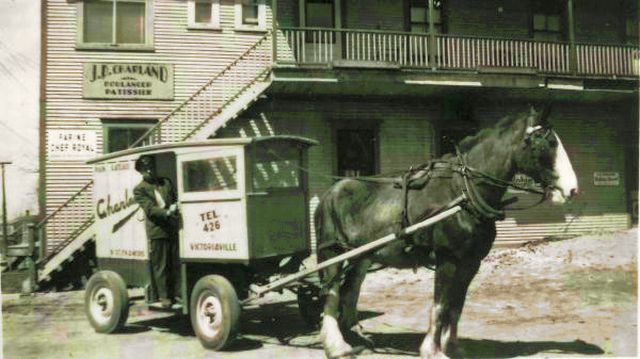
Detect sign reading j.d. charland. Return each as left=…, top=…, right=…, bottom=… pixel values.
left=83, top=62, right=174, bottom=100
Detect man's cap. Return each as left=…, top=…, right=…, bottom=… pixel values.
left=135, top=155, right=154, bottom=173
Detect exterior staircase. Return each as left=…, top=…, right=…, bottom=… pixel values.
left=35, top=33, right=273, bottom=287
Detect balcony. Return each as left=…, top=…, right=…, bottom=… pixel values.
left=276, top=27, right=640, bottom=79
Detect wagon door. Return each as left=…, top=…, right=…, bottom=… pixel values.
left=177, top=147, right=249, bottom=262
left=246, top=142, right=308, bottom=259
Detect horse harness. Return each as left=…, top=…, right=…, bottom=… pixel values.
left=317, top=124, right=553, bottom=253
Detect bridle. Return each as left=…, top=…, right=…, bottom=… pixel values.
left=397, top=122, right=558, bottom=225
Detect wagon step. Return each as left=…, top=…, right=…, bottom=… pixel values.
left=244, top=195, right=466, bottom=303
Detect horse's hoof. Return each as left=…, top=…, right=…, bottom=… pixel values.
left=325, top=342, right=355, bottom=359
left=420, top=352, right=450, bottom=359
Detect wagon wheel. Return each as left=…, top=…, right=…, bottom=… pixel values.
left=190, top=275, right=240, bottom=350
left=84, top=270, right=129, bottom=333
left=297, top=282, right=324, bottom=328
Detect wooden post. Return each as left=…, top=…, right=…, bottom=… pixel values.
left=272, top=0, right=278, bottom=64
left=335, top=0, right=342, bottom=61
left=1, top=161, right=11, bottom=261
left=428, top=0, right=437, bottom=69
left=567, top=0, right=577, bottom=74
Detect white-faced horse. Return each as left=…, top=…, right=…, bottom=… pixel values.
left=314, top=106, right=578, bottom=358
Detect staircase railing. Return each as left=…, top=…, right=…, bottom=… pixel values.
left=131, top=33, right=272, bottom=147
left=36, top=33, right=273, bottom=266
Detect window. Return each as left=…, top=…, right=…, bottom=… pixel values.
left=78, top=0, right=153, bottom=50
left=242, top=0, right=259, bottom=25
left=336, top=129, right=377, bottom=177
left=306, top=0, right=334, bottom=28
left=182, top=156, right=238, bottom=192
left=102, top=121, right=155, bottom=153
left=188, top=0, right=220, bottom=29
left=532, top=0, right=563, bottom=41
left=626, top=18, right=639, bottom=45
left=407, top=0, right=443, bottom=34
left=251, top=144, right=302, bottom=190
left=624, top=1, right=638, bottom=45
left=235, top=0, right=266, bottom=30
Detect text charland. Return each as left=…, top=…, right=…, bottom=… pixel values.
left=89, top=64, right=169, bottom=83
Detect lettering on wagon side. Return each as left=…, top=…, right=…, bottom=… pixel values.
left=199, top=209, right=221, bottom=233
left=96, top=190, right=136, bottom=219
left=189, top=242, right=238, bottom=252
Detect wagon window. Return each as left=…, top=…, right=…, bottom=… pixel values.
left=182, top=156, right=238, bottom=192
left=252, top=145, right=301, bottom=190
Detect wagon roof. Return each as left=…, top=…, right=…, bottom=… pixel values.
left=86, top=135, right=318, bottom=164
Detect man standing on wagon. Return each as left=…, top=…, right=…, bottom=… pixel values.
left=134, top=155, right=180, bottom=309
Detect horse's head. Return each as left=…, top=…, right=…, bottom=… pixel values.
left=514, top=106, right=579, bottom=204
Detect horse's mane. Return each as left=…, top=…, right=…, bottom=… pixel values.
left=458, top=111, right=528, bottom=153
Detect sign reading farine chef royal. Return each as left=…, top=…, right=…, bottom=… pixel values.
left=83, top=62, right=174, bottom=100
left=47, top=130, right=97, bottom=161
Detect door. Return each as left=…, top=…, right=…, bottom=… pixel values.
left=177, top=147, right=249, bottom=262
left=336, top=129, right=377, bottom=177
left=246, top=142, right=308, bottom=258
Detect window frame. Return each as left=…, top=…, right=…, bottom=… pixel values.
left=305, top=0, right=335, bottom=29
left=101, top=119, right=157, bottom=154
left=178, top=148, right=245, bottom=202
left=234, top=0, right=267, bottom=32
left=76, top=0, right=155, bottom=51
left=188, top=0, right=221, bottom=30
left=405, top=0, right=445, bottom=34
left=330, top=119, right=380, bottom=178
left=530, top=0, right=565, bottom=42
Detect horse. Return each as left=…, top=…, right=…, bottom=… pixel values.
left=314, top=105, right=579, bottom=359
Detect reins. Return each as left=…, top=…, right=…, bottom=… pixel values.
left=266, top=139, right=549, bottom=225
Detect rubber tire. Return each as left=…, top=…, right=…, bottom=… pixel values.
left=84, top=270, right=129, bottom=333
left=297, top=283, right=323, bottom=328
left=190, top=275, right=240, bottom=350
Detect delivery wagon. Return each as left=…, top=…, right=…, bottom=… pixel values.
left=85, top=136, right=321, bottom=350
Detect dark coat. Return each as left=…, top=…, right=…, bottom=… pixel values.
left=133, top=177, right=178, bottom=240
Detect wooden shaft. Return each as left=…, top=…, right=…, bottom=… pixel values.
left=252, top=196, right=465, bottom=298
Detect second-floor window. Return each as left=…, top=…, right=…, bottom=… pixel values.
left=79, top=0, right=152, bottom=49
left=235, top=0, right=266, bottom=30
left=306, top=0, right=334, bottom=28
left=407, top=0, right=443, bottom=34
left=188, top=0, right=220, bottom=29
left=532, top=0, right=563, bottom=41
left=624, top=1, right=639, bottom=45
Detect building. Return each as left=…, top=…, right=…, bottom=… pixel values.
left=37, top=0, right=638, bottom=284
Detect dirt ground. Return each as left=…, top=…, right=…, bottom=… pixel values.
left=2, top=228, right=637, bottom=359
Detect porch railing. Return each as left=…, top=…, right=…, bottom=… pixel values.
left=576, top=43, right=639, bottom=77
left=436, top=35, right=569, bottom=73
left=278, top=27, right=639, bottom=77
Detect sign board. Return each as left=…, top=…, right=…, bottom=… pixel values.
left=93, top=160, right=148, bottom=260
left=47, top=130, right=97, bottom=161
left=181, top=201, right=248, bottom=260
left=594, top=172, right=620, bottom=186
left=83, top=62, right=174, bottom=100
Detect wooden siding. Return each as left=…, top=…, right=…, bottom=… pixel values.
left=447, top=0, right=531, bottom=39
left=574, top=0, right=628, bottom=44
left=44, top=0, right=273, bottom=250
left=344, top=0, right=405, bottom=31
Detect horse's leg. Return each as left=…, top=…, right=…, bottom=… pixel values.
left=420, top=255, right=481, bottom=359
left=339, top=259, right=372, bottom=332
left=321, top=263, right=354, bottom=359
